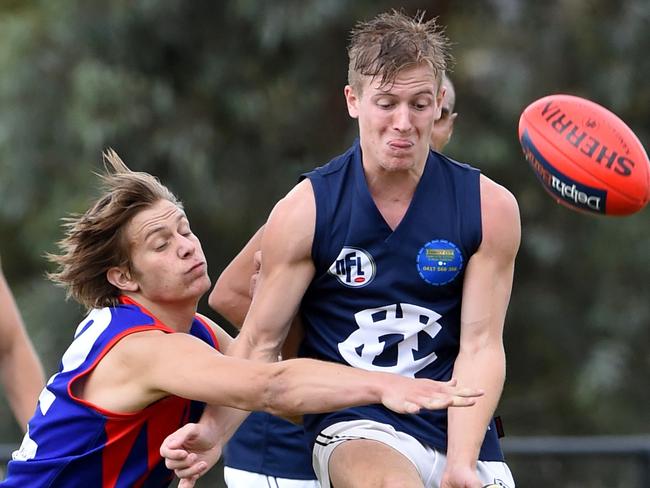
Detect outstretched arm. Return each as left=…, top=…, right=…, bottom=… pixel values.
left=442, top=176, right=520, bottom=488
left=123, top=332, right=482, bottom=417
left=0, top=267, right=45, bottom=431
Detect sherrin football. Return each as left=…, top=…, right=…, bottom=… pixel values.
left=518, top=94, right=650, bottom=215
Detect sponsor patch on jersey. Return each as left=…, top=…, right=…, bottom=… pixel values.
left=416, top=239, right=463, bottom=286
left=328, top=246, right=376, bottom=288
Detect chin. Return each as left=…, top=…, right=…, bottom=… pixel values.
left=380, top=158, right=417, bottom=172
left=196, top=275, right=212, bottom=296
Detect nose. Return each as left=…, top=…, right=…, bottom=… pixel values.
left=392, top=104, right=413, bottom=133
left=177, top=234, right=196, bottom=258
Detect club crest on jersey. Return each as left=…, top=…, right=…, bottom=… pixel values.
left=338, top=302, right=442, bottom=376
left=328, top=247, right=376, bottom=288
left=416, top=239, right=464, bottom=286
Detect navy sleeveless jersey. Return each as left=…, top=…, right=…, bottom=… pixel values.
left=300, top=140, right=504, bottom=461
left=2, top=296, right=218, bottom=488
left=223, top=412, right=316, bottom=479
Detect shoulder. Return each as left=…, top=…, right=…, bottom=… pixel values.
left=264, top=179, right=315, bottom=259
left=108, top=328, right=216, bottom=374
left=479, top=175, right=521, bottom=259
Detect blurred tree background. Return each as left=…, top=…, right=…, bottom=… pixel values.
left=0, top=0, right=648, bottom=486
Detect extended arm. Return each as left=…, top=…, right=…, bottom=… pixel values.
left=108, top=330, right=479, bottom=417
left=0, top=268, right=45, bottom=430
left=442, top=176, right=520, bottom=488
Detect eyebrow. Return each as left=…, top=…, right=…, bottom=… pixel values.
left=143, top=213, right=187, bottom=242
left=143, top=225, right=168, bottom=242
left=374, top=89, right=435, bottom=97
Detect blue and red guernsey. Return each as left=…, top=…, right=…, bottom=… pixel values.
left=2, top=296, right=218, bottom=488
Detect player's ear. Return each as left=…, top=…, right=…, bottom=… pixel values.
left=107, top=266, right=139, bottom=292
left=434, top=86, right=446, bottom=120
left=449, top=112, right=458, bottom=130
left=344, top=85, right=360, bottom=119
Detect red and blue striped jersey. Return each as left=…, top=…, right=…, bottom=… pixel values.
left=2, top=296, right=218, bottom=488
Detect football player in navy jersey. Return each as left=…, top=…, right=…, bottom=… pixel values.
left=0, top=150, right=480, bottom=488
left=200, top=72, right=459, bottom=488
left=163, top=10, right=519, bottom=488
left=0, top=259, right=45, bottom=431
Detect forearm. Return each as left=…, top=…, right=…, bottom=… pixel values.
left=265, top=358, right=384, bottom=416
left=195, top=404, right=250, bottom=448
left=446, top=345, right=505, bottom=468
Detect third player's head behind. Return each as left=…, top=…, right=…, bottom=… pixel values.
left=430, top=73, right=457, bottom=152
left=344, top=10, right=451, bottom=174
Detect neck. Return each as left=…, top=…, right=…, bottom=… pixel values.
left=123, top=293, right=198, bottom=332
left=363, top=164, right=424, bottom=202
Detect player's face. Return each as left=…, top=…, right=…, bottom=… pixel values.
left=124, top=199, right=211, bottom=305
left=430, top=80, right=456, bottom=152
left=345, top=63, right=442, bottom=174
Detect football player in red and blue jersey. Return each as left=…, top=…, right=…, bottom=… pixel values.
left=1, top=150, right=481, bottom=488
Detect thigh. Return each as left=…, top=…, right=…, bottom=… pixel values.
left=312, top=420, right=433, bottom=488
left=329, top=439, right=423, bottom=488
left=224, top=466, right=321, bottom=488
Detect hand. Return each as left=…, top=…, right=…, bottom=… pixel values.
left=160, top=423, right=222, bottom=488
left=441, top=464, right=483, bottom=488
left=380, top=378, right=483, bottom=414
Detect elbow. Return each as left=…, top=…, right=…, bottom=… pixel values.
left=208, top=276, right=232, bottom=315
left=208, top=287, right=242, bottom=327
left=207, top=281, right=227, bottom=314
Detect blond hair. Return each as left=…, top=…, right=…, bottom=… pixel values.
left=47, top=149, right=182, bottom=310
left=347, top=10, right=451, bottom=94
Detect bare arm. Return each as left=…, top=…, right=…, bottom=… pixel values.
left=96, top=330, right=480, bottom=417
left=227, top=179, right=317, bottom=361
left=208, top=224, right=304, bottom=359
left=0, top=268, right=45, bottom=430
left=443, top=175, right=520, bottom=487
left=208, top=226, right=264, bottom=328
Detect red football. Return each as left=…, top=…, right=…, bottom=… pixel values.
left=518, top=94, right=650, bottom=215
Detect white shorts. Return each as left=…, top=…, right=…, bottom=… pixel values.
left=312, top=420, right=515, bottom=488
left=223, top=466, right=321, bottom=488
